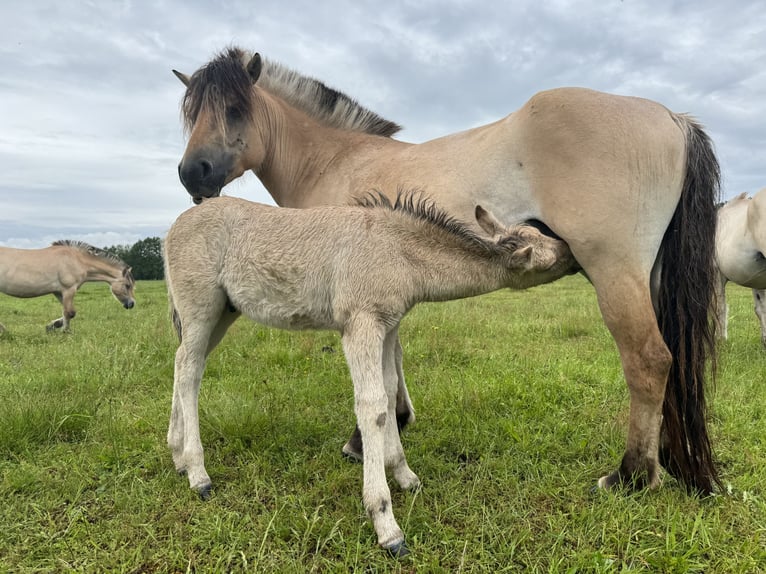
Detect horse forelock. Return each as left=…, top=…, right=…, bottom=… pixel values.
left=51, top=239, right=128, bottom=271
left=181, top=47, right=255, bottom=134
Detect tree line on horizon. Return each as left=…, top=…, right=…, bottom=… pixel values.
left=103, top=237, right=164, bottom=280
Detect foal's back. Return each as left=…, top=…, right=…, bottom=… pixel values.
left=165, top=196, right=420, bottom=331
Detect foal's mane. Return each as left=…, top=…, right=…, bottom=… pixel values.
left=181, top=47, right=401, bottom=137
left=357, top=191, right=513, bottom=257
left=51, top=240, right=128, bottom=270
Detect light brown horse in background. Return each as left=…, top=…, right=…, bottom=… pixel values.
left=164, top=193, right=576, bottom=555
left=0, top=240, right=135, bottom=332
left=173, top=47, right=722, bottom=493
left=715, top=189, right=766, bottom=347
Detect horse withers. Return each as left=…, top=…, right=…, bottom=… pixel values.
left=0, top=240, right=135, bottom=332
left=164, top=194, right=576, bottom=556
left=715, top=188, right=766, bottom=347
left=175, top=47, right=722, bottom=494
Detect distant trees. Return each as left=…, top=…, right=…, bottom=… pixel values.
left=104, top=237, right=164, bottom=280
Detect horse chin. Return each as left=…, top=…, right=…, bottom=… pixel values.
left=192, top=189, right=222, bottom=205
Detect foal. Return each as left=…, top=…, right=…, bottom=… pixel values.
left=164, top=194, right=576, bottom=556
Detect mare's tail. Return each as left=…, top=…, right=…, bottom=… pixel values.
left=657, top=114, right=721, bottom=493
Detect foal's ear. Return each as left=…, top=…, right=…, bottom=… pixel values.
left=172, top=69, right=191, bottom=87
left=514, top=245, right=534, bottom=264
left=475, top=205, right=506, bottom=236
left=246, top=53, right=262, bottom=83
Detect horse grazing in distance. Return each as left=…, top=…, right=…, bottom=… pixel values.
left=0, top=240, right=135, bottom=332
left=174, top=47, right=722, bottom=494
left=164, top=194, right=576, bottom=556
left=715, top=189, right=766, bottom=347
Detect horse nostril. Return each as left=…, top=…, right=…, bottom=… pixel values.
left=200, top=160, right=213, bottom=179
left=125, top=301, right=135, bottom=309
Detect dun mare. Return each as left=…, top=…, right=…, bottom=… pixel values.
left=0, top=240, right=135, bottom=332
left=174, top=48, right=722, bottom=495
left=164, top=193, right=576, bottom=555
left=715, top=188, right=766, bottom=347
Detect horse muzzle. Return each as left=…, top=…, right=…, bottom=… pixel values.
left=178, top=157, right=227, bottom=204
left=124, top=300, right=135, bottom=310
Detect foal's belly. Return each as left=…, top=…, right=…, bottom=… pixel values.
left=240, top=298, right=337, bottom=332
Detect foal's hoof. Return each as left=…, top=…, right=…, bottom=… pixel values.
left=196, top=484, right=213, bottom=500
left=385, top=540, right=410, bottom=558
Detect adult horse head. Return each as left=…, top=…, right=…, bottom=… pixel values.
left=174, top=50, right=264, bottom=203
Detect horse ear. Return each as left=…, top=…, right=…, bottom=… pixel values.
left=246, top=53, right=262, bottom=83
left=514, top=244, right=533, bottom=263
left=124, top=266, right=132, bottom=276
left=475, top=205, right=505, bottom=236
left=172, top=69, right=191, bottom=87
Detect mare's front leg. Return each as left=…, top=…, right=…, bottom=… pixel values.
left=382, top=328, right=419, bottom=492
left=343, top=316, right=407, bottom=556
left=342, top=328, right=415, bottom=462
left=46, top=290, right=76, bottom=332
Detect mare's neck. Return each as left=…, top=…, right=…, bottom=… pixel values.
left=80, top=254, right=122, bottom=284
left=253, top=88, right=401, bottom=207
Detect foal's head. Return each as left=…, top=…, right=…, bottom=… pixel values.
left=475, top=206, right=576, bottom=277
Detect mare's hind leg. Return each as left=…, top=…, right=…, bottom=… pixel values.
left=592, top=273, right=672, bottom=490
left=381, top=328, right=419, bottom=491
left=168, top=292, right=230, bottom=498
left=753, top=289, right=766, bottom=349
left=342, top=327, right=415, bottom=462
left=714, top=272, right=729, bottom=340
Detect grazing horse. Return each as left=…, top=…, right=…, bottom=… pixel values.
left=715, top=189, right=766, bottom=347
left=164, top=193, right=577, bottom=555
left=0, top=240, right=135, bottom=332
left=173, top=47, right=722, bottom=494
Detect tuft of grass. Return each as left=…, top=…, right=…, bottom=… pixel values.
left=1, top=277, right=766, bottom=571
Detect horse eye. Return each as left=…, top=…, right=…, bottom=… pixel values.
left=226, top=106, right=243, bottom=121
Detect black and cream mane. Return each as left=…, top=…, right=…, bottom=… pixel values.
left=51, top=240, right=129, bottom=270
left=357, top=191, right=531, bottom=258
left=181, top=47, right=401, bottom=137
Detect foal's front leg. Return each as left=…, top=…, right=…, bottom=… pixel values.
left=343, top=317, right=407, bottom=556
left=342, top=328, right=415, bottom=461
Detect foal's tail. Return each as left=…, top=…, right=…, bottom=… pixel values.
left=657, top=114, right=721, bottom=493
left=164, top=252, right=183, bottom=343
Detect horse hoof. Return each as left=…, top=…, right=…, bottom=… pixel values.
left=341, top=445, right=363, bottom=464
left=385, top=540, right=410, bottom=558
left=196, top=484, right=213, bottom=500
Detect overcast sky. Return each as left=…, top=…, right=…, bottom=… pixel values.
left=1, top=0, right=764, bottom=248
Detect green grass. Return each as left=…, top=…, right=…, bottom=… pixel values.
left=1, top=276, right=766, bottom=572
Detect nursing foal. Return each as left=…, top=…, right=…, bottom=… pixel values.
left=164, top=194, right=576, bottom=556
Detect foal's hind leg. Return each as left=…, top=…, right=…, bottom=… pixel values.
left=168, top=296, right=231, bottom=497
left=592, top=274, right=672, bottom=490
left=342, top=328, right=415, bottom=462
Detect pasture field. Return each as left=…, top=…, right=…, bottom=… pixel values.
left=1, top=276, right=765, bottom=573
